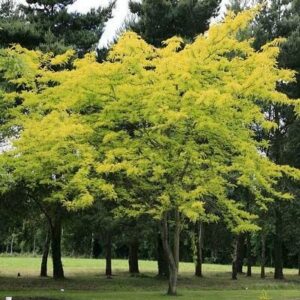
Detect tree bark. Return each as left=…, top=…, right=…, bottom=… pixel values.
left=129, top=239, right=139, bottom=275
left=92, top=237, right=101, bottom=258
left=10, top=234, right=15, bottom=255
left=105, top=234, right=112, bottom=278
left=40, top=227, right=51, bottom=277
left=232, top=238, right=238, bottom=280
left=246, top=234, right=252, bottom=277
left=50, top=210, right=64, bottom=279
left=298, top=251, right=300, bottom=276
left=261, top=232, right=266, bottom=279
left=161, top=212, right=179, bottom=296
left=157, top=233, right=169, bottom=277
left=174, top=209, right=180, bottom=271
left=274, top=209, right=284, bottom=280
left=195, top=222, right=203, bottom=277
left=90, top=232, right=94, bottom=258
left=33, top=234, right=36, bottom=255
left=236, top=234, right=245, bottom=274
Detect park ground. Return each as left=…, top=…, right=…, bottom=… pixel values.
left=0, top=257, right=299, bottom=299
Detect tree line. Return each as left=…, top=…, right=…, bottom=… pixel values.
left=0, top=0, right=300, bottom=296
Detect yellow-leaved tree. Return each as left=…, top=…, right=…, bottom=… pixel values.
left=0, top=47, right=98, bottom=279
left=1, top=7, right=300, bottom=294
left=93, top=8, right=300, bottom=294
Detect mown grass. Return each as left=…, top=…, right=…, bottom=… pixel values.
left=0, top=290, right=300, bottom=300
left=0, top=257, right=299, bottom=299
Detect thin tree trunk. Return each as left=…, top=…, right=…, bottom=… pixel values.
left=272, top=109, right=284, bottom=280
left=274, top=209, right=284, bottom=280
left=90, top=233, right=94, bottom=258
left=50, top=210, right=64, bottom=279
left=236, top=234, right=245, bottom=274
left=298, top=251, right=300, bottom=276
left=129, top=239, right=139, bottom=275
left=195, top=222, right=203, bottom=277
left=105, top=234, right=112, bottom=278
left=40, top=227, right=51, bottom=277
left=232, top=237, right=238, bottom=280
left=174, top=209, right=180, bottom=271
left=246, top=234, right=252, bottom=277
left=261, top=232, right=266, bottom=279
left=10, top=234, right=14, bottom=255
left=92, top=238, right=101, bottom=258
left=6, top=242, right=9, bottom=254
left=161, top=212, right=178, bottom=296
left=157, top=233, right=169, bottom=277
left=33, top=235, right=36, bottom=255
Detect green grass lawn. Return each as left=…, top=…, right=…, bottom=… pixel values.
left=0, top=257, right=299, bottom=299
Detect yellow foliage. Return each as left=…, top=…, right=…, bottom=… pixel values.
left=2, top=7, right=300, bottom=229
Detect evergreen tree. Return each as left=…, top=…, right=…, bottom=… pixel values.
left=0, top=0, right=115, bottom=55
left=226, top=0, right=300, bottom=279
left=129, top=0, right=221, bottom=46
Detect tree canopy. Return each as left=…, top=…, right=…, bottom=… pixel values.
left=0, top=0, right=115, bottom=55
left=1, top=7, right=300, bottom=292
left=129, top=0, right=221, bottom=46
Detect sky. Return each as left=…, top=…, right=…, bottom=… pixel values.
left=17, top=0, right=229, bottom=48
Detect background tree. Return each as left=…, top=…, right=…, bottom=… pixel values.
left=0, top=47, right=98, bottom=279
left=129, top=0, right=221, bottom=46
left=225, top=0, right=300, bottom=279
left=253, top=0, right=300, bottom=280
left=0, top=0, right=115, bottom=55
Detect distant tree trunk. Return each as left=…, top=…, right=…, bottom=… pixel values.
left=157, top=233, right=169, bottom=277
left=129, top=239, right=139, bottom=275
left=236, top=234, right=245, bottom=274
left=10, top=234, right=15, bottom=255
left=298, top=251, right=300, bottom=276
left=33, top=234, right=36, bottom=255
left=105, top=234, right=112, bottom=278
left=246, top=234, right=252, bottom=277
left=232, top=238, right=238, bottom=280
left=195, top=222, right=203, bottom=277
left=174, top=209, right=180, bottom=271
left=261, top=232, right=266, bottom=279
left=274, top=209, right=284, bottom=280
left=40, top=227, right=51, bottom=277
left=161, top=211, right=180, bottom=296
left=92, top=237, right=101, bottom=258
left=50, top=209, right=64, bottom=279
left=90, top=232, right=94, bottom=258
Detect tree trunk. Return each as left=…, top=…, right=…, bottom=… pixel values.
left=174, top=209, right=180, bottom=271
left=90, top=232, right=94, bottom=258
left=157, top=233, right=169, bottom=277
left=236, top=234, right=245, bottom=274
left=298, top=251, right=300, bottom=276
left=40, top=227, right=51, bottom=277
left=50, top=210, right=64, bottom=279
left=232, top=238, right=238, bottom=280
left=161, top=212, right=179, bottom=296
left=274, top=209, right=284, bottom=280
left=10, top=234, right=15, bottom=255
left=261, top=232, right=266, bottom=279
left=92, top=237, right=101, bottom=258
left=33, top=235, right=36, bottom=255
left=246, top=234, right=252, bottom=277
left=105, top=234, right=112, bottom=278
left=195, top=222, right=203, bottom=277
left=129, top=239, right=139, bottom=275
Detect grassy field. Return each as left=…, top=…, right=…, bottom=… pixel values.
left=0, top=257, right=299, bottom=299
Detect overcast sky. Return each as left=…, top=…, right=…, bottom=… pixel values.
left=18, top=0, right=229, bottom=48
